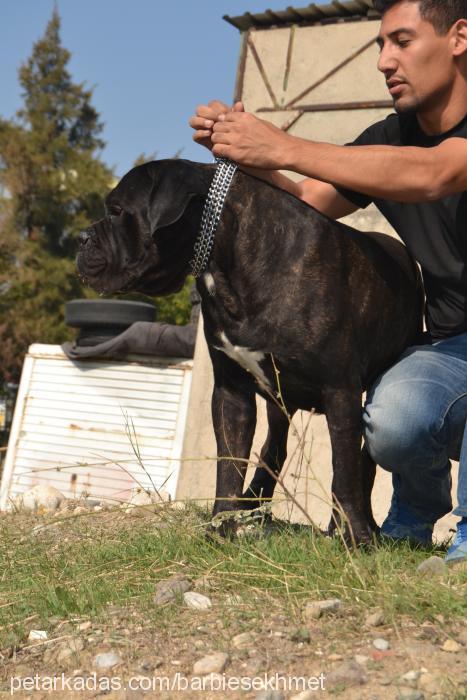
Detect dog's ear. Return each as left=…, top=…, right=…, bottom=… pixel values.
left=146, top=160, right=209, bottom=234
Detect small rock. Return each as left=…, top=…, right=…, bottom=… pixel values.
left=232, top=631, right=254, bottom=649
left=373, top=638, right=390, bottom=651
left=124, top=488, right=170, bottom=513
left=328, top=653, right=343, bottom=661
left=304, top=598, right=342, bottom=620
left=255, top=691, right=285, bottom=700
left=396, top=688, right=425, bottom=700
left=290, top=692, right=319, bottom=700
left=154, top=574, right=191, bottom=605
left=379, top=676, right=393, bottom=686
left=73, top=506, right=88, bottom=515
left=417, top=556, right=447, bottom=576
left=14, top=485, right=65, bottom=513
left=184, top=591, right=212, bottom=610
left=193, top=639, right=205, bottom=649
left=355, top=654, right=370, bottom=665
left=326, top=660, right=367, bottom=687
left=441, top=638, right=461, bottom=653
left=28, top=630, right=48, bottom=641
left=192, top=652, right=229, bottom=675
left=57, top=638, right=85, bottom=665
left=365, top=608, right=385, bottom=627
left=77, top=621, right=91, bottom=632
left=418, top=673, right=444, bottom=694
left=93, top=651, right=122, bottom=669
left=400, top=670, right=422, bottom=687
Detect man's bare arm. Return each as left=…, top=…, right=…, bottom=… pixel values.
left=189, top=101, right=358, bottom=220
left=212, top=112, right=467, bottom=203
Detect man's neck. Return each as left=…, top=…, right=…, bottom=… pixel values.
left=416, top=83, right=467, bottom=135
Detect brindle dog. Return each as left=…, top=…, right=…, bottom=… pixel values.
left=77, top=159, right=424, bottom=544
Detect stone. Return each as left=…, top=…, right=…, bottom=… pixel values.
left=354, top=654, right=370, bottom=665
left=396, top=688, right=425, bottom=700
left=255, top=691, right=285, bottom=700
left=124, top=488, right=170, bottom=513
left=417, top=556, right=447, bottom=576
left=365, top=609, right=385, bottom=627
left=418, top=673, right=444, bottom=694
left=400, top=670, right=421, bottom=688
left=154, top=575, right=191, bottom=605
left=78, top=621, right=91, bottom=631
left=27, top=630, right=48, bottom=641
left=232, top=631, right=254, bottom=649
left=441, top=638, right=461, bottom=653
left=56, top=638, right=85, bottom=665
left=93, top=651, right=122, bottom=669
left=328, top=653, right=343, bottom=661
left=14, top=484, right=65, bottom=513
left=290, top=692, right=320, bottom=700
left=184, top=591, right=212, bottom=610
left=326, top=660, right=367, bottom=687
left=373, top=638, right=390, bottom=651
left=192, top=652, right=229, bottom=675
left=304, top=598, right=342, bottom=620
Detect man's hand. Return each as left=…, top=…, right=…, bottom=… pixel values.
left=189, top=100, right=244, bottom=152
left=211, top=111, right=291, bottom=169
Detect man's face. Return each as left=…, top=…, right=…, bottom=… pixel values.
left=377, top=1, right=456, bottom=115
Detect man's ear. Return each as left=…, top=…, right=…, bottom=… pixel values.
left=452, top=18, right=467, bottom=57
left=147, top=160, right=209, bottom=235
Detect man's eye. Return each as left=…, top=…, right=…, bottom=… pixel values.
left=397, top=39, right=410, bottom=47
left=108, top=206, right=123, bottom=216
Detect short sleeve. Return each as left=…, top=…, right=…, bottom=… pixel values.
left=334, top=120, right=390, bottom=210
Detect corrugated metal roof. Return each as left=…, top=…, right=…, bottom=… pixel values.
left=0, top=344, right=193, bottom=507
left=224, top=1, right=379, bottom=31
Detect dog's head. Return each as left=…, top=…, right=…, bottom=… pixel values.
left=77, top=159, right=211, bottom=295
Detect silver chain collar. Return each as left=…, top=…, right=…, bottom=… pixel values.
left=189, top=157, right=237, bottom=278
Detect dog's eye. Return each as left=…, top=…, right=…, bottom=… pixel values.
left=108, top=205, right=123, bottom=216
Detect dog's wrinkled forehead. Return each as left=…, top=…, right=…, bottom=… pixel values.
left=105, top=162, right=157, bottom=214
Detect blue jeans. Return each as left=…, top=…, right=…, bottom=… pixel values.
left=363, top=332, right=467, bottom=523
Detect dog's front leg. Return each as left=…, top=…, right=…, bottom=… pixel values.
left=324, top=387, right=373, bottom=546
left=211, top=381, right=257, bottom=527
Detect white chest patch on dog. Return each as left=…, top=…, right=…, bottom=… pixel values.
left=217, top=331, right=270, bottom=390
left=203, top=272, right=216, bottom=296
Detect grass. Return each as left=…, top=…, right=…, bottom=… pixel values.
left=0, top=501, right=466, bottom=650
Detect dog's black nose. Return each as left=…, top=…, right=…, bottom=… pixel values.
left=79, top=230, right=91, bottom=246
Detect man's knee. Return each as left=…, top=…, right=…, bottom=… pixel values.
left=363, top=381, right=443, bottom=470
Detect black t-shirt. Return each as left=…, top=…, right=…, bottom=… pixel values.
left=336, top=113, right=467, bottom=340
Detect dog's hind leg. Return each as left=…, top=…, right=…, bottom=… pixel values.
left=241, top=400, right=293, bottom=510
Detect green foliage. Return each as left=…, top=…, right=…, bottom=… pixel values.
left=0, top=9, right=192, bottom=382
left=0, top=10, right=112, bottom=379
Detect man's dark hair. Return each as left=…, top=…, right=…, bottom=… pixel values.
left=373, top=0, right=466, bottom=34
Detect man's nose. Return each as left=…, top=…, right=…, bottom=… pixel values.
left=377, top=45, right=397, bottom=74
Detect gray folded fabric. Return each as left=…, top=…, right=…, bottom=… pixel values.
left=62, top=321, right=197, bottom=360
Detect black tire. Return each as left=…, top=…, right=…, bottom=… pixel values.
left=65, top=300, right=156, bottom=347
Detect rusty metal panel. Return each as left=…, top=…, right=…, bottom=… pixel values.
left=0, top=344, right=193, bottom=508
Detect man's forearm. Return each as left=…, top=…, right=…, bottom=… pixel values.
left=283, top=137, right=458, bottom=203
left=212, top=112, right=467, bottom=202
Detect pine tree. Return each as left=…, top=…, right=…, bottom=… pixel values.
left=0, top=9, right=114, bottom=380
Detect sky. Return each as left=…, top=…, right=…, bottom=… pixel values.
left=0, top=0, right=328, bottom=177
